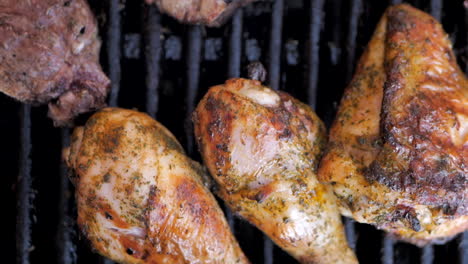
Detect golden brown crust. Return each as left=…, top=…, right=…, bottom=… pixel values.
left=64, top=108, right=249, bottom=264
left=318, top=4, right=468, bottom=246
left=194, top=78, right=357, bottom=264
left=368, top=5, right=467, bottom=215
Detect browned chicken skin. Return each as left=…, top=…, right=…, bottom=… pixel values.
left=63, top=108, right=249, bottom=264
left=318, top=4, right=468, bottom=246
left=145, top=0, right=256, bottom=27
left=193, top=78, right=357, bottom=263
left=0, top=0, right=110, bottom=126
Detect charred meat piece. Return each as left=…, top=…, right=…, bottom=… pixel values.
left=63, top=108, right=249, bottom=264
left=146, top=0, right=256, bottom=27
left=193, top=78, right=357, bottom=264
left=318, top=4, right=468, bottom=246
left=0, top=0, right=110, bottom=126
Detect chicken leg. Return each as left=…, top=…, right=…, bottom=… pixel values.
left=193, top=78, right=357, bottom=263
left=63, top=108, right=249, bottom=264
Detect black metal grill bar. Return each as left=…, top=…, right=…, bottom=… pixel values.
left=107, top=0, right=122, bottom=107
left=421, top=244, right=434, bottom=264
left=308, top=0, right=325, bottom=109
left=268, top=0, right=284, bottom=91
left=263, top=237, right=274, bottom=264
left=57, top=129, right=76, bottom=264
left=345, top=0, right=363, bottom=81
left=382, top=235, right=395, bottom=264
left=228, top=10, right=243, bottom=79
left=263, top=1, right=285, bottom=262
left=344, top=218, right=357, bottom=252
left=16, top=104, right=32, bottom=264
left=97, top=0, right=123, bottom=262
left=226, top=9, right=244, bottom=232
left=430, top=0, right=442, bottom=21
left=144, top=6, right=162, bottom=118
left=185, top=25, right=202, bottom=155
left=343, top=0, right=363, bottom=253
left=460, top=233, right=468, bottom=264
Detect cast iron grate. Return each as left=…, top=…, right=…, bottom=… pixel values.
left=7, top=0, right=467, bottom=263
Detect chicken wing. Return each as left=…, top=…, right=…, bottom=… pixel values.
left=145, top=0, right=256, bottom=27
left=193, top=78, right=357, bottom=263
left=318, top=4, right=468, bottom=246
left=63, top=108, right=249, bottom=264
left=0, top=0, right=110, bottom=126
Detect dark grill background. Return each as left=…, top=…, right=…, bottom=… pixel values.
left=4, top=0, right=468, bottom=263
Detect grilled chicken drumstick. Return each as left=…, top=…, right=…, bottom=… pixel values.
left=63, top=108, right=249, bottom=264
left=145, top=0, right=256, bottom=27
left=318, top=4, right=468, bottom=246
left=193, top=76, right=358, bottom=263
left=0, top=0, right=110, bottom=126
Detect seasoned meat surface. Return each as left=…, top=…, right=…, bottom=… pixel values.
left=193, top=78, right=357, bottom=264
left=318, top=4, right=468, bottom=246
left=63, top=108, right=249, bottom=264
left=0, top=0, right=110, bottom=126
left=146, top=0, right=256, bottom=27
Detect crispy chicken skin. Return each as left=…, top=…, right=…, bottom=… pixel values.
left=0, top=0, right=110, bottom=126
left=145, top=0, right=256, bottom=27
left=193, top=78, right=357, bottom=264
left=318, top=4, right=468, bottom=246
left=63, top=108, right=249, bottom=264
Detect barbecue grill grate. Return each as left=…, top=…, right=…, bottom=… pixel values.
left=5, top=0, right=468, bottom=263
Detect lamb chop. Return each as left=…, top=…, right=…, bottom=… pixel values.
left=0, top=0, right=110, bottom=126
left=193, top=74, right=357, bottom=263
left=146, top=0, right=256, bottom=27
left=63, top=108, right=249, bottom=264
left=318, top=4, right=468, bottom=246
